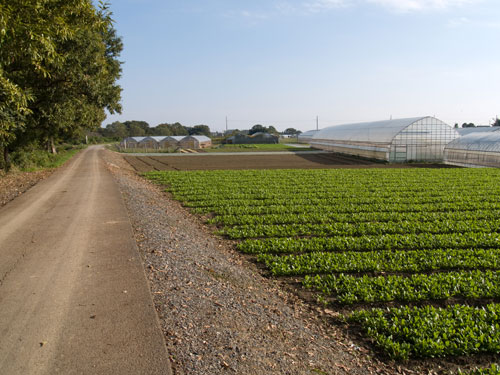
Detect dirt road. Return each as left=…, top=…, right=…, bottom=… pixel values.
left=0, top=146, right=171, bottom=374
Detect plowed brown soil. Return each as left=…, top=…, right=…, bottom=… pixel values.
left=124, top=153, right=454, bottom=172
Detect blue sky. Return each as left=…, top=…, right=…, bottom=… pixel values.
left=104, top=0, right=500, bottom=132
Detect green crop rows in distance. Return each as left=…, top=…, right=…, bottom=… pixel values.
left=145, top=168, right=500, bottom=365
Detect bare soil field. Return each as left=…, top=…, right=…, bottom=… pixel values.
left=124, top=153, right=453, bottom=172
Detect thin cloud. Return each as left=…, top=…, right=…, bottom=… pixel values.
left=447, top=16, right=471, bottom=27
left=299, top=0, right=481, bottom=13
left=366, top=0, right=480, bottom=12
left=303, top=0, right=351, bottom=12
left=240, top=10, right=270, bottom=20
left=226, top=0, right=482, bottom=21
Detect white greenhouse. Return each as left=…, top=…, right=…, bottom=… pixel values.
left=444, top=132, right=500, bottom=168
left=310, top=117, right=459, bottom=163
left=298, top=130, right=320, bottom=144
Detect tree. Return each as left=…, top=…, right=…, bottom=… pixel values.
left=267, top=126, right=279, bottom=134
left=151, top=122, right=188, bottom=136
left=462, top=123, right=475, bottom=128
left=103, top=121, right=127, bottom=138
left=153, top=123, right=173, bottom=136
left=0, top=0, right=69, bottom=168
left=284, top=128, right=301, bottom=135
left=168, top=122, right=189, bottom=136
left=188, top=125, right=211, bottom=136
left=249, top=124, right=266, bottom=135
left=123, top=121, right=150, bottom=136
left=493, top=118, right=500, bottom=127
left=128, top=123, right=146, bottom=136
left=0, top=0, right=123, bottom=169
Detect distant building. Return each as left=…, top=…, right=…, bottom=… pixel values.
left=137, top=136, right=160, bottom=149
left=121, top=135, right=211, bottom=150
left=121, top=137, right=146, bottom=148
left=178, top=135, right=212, bottom=149
left=159, top=136, right=184, bottom=149
left=226, top=132, right=278, bottom=144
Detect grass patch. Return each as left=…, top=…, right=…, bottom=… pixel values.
left=11, top=144, right=86, bottom=172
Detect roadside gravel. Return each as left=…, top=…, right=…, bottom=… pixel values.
left=102, top=150, right=399, bottom=375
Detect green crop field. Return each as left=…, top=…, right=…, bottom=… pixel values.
left=145, top=168, right=500, bottom=372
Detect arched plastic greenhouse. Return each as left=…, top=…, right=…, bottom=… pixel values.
left=298, top=130, right=319, bottom=144
left=444, top=132, right=500, bottom=168
left=310, top=116, right=458, bottom=163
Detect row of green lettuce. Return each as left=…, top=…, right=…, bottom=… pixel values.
left=145, top=168, right=500, bottom=369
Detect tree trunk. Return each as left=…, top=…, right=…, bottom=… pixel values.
left=4, top=147, right=11, bottom=172
left=48, top=137, right=57, bottom=154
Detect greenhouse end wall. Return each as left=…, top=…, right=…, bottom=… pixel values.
left=389, top=118, right=458, bottom=162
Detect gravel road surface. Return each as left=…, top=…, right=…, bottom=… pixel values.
left=0, top=146, right=171, bottom=374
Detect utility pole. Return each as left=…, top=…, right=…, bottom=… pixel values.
left=225, top=116, right=228, bottom=132
left=316, top=116, right=319, bottom=131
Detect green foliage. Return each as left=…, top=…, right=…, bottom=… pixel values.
left=284, top=128, right=301, bottom=135
left=248, top=124, right=279, bottom=135
left=11, top=143, right=85, bottom=171
left=189, top=124, right=211, bottom=136
left=349, top=304, right=500, bottom=359
left=259, top=248, right=500, bottom=276
left=0, top=0, right=123, bottom=169
left=144, top=167, right=500, bottom=366
left=304, top=271, right=500, bottom=305
left=100, top=121, right=212, bottom=139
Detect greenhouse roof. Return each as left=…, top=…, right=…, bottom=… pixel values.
left=445, top=132, right=500, bottom=152
left=456, top=127, right=500, bottom=136
left=299, top=130, right=320, bottom=137
left=126, top=137, right=146, bottom=142
left=147, top=136, right=169, bottom=141
left=186, top=135, right=211, bottom=141
left=313, top=117, right=432, bottom=144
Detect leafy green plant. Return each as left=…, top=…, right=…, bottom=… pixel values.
left=144, top=167, right=500, bottom=367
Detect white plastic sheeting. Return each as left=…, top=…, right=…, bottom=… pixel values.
left=445, top=132, right=500, bottom=168
left=311, top=117, right=458, bottom=162
left=456, top=127, right=500, bottom=136
left=298, top=130, right=320, bottom=144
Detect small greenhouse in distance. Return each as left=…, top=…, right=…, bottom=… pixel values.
left=444, top=132, right=500, bottom=168
left=310, top=117, right=458, bottom=163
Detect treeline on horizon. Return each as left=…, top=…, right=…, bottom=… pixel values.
left=99, top=121, right=303, bottom=140
left=99, top=121, right=212, bottom=139
left=0, top=0, right=123, bottom=171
